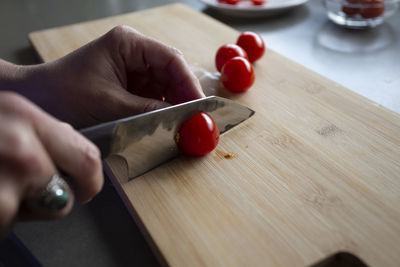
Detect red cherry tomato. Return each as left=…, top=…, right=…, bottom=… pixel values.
left=236, top=32, right=265, bottom=63
left=252, top=0, right=267, bottom=5
left=177, top=112, right=220, bottom=156
left=342, top=0, right=360, bottom=16
left=215, top=44, right=248, bottom=72
left=360, top=0, right=384, bottom=18
left=218, top=0, right=240, bottom=4
left=221, top=57, right=255, bottom=93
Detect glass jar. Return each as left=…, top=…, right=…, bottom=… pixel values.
left=324, top=0, right=399, bottom=28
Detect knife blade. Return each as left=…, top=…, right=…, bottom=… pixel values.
left=80, top=96, right=254, bottom=180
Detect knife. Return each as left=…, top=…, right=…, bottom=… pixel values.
left=80, top=96, right=255, bottom=180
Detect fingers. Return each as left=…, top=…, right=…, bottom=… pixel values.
left=34, top=121, right=103, bottom=203
left=0, top=92, right=103, bottom=234
left=113, top=88, right=171, bottom=116
left=112, top=26, right=205, bottom=103
left=0, top=116, right=55, bottom=199
left=0, top=114, right=73, bottom=233
left=25, top=101, right=104, bottom=204
left=80, top=86, right=171, bottom=123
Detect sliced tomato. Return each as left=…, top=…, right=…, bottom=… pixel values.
left=252, top=0, right=267, bottom=5
left=342, top=0, right=361, bottom=16
left=360, top=0, right=384, bottom=18
left=218, top=0, right=240, bottom=4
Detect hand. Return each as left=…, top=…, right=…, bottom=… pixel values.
left=14, top=25, right=205, bottom=128
left=0, top=92, right=103, bottom=238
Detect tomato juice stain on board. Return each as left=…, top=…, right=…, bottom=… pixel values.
left=224, top=152, right=234, bottom=159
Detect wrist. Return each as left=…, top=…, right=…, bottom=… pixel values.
left=0, top=59, right=52, bottom=108
left=0, top=60, right=24, bottom=90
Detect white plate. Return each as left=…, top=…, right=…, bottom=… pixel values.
left=200, top=0, right=309, bottom=17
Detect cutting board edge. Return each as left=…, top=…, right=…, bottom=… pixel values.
left=28, top=3, right=190, bottom=63
left=28, top=3, right=188, bottom=37
left=103, top=159, right=169, bottom=267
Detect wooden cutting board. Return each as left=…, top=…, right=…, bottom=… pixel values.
left=29, top=3, right=400, bottom=267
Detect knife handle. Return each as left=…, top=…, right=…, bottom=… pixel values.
left=80, top=123, right=116, bottom=158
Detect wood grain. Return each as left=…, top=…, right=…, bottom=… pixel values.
left=30, top=4, right=400, bottom=267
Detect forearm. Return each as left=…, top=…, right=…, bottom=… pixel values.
left=0, top=58, right=87, bottom=127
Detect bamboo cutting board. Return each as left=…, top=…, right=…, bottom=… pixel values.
left=29, top=4, right=400, bottom=267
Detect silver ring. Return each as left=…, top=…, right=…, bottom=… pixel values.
left=37, top=173, right=70, bottom=211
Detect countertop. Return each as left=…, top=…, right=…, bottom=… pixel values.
left=1, top=0, right=399, bottom=266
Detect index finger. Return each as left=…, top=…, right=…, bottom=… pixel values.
left=116, top=26, right=206, bottom=103
left=13, top=95, right=104, bottom=204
